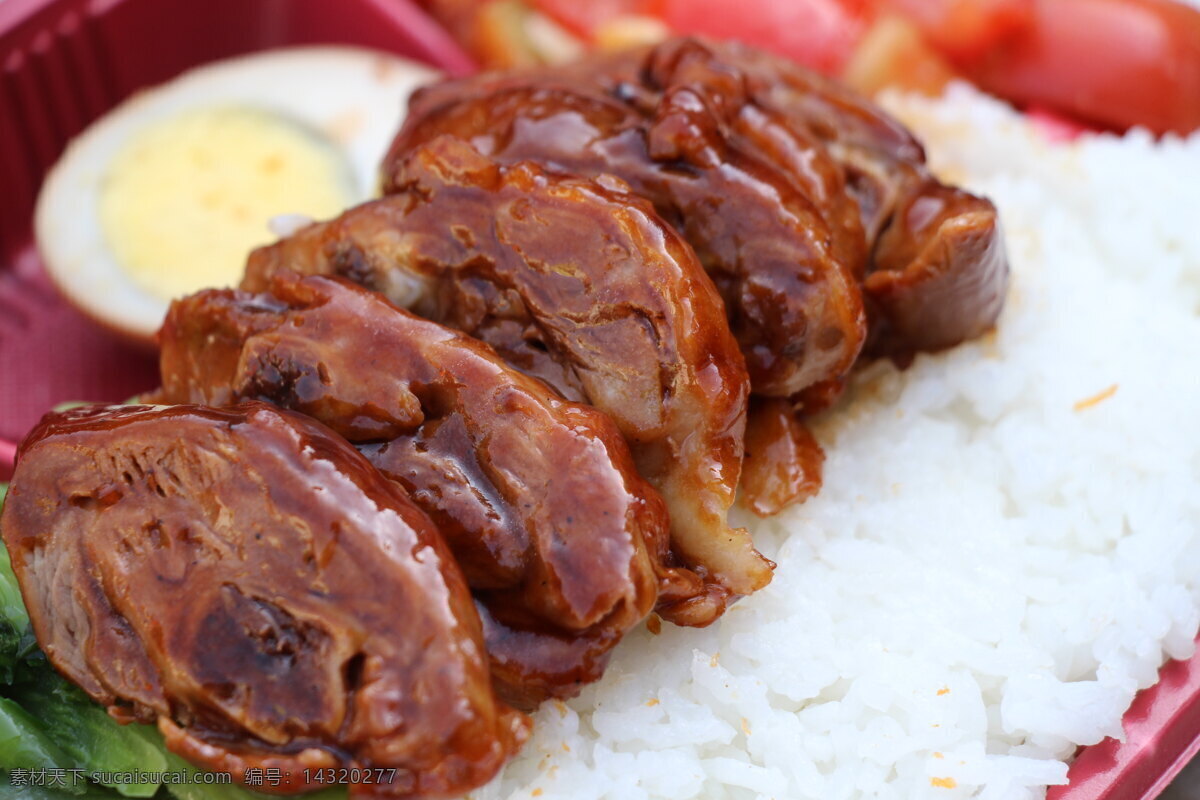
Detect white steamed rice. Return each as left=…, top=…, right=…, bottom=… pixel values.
left=471, top=84, right=1200, bottom=800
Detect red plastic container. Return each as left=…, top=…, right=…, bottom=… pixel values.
left=0, top=0, right=472, bottom=478
left=0, top=1, right=1195, bottom=798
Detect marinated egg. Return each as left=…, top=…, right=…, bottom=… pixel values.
left=35, top=46, right=439, bottom=345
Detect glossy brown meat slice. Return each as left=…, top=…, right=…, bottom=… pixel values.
left=388, top=35, right=1008, bottom=371
left=152, top=273, right=702, bottom=703
left=243, top=141, right=770, bottom=625
left=859, top=179, right=1007, bottom=357
left=657, top=39, right=1010, bottom=359
left=388, top=45, right=868, bottom=399
left=386, top=37, right=1007, bottom=518
left=0, top=402, right=528, bottom=798
left=740, top=397, right=825, bottom=518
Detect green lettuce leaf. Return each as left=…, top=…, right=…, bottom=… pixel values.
left=0, top=696, right=76, bottom=781
left=12, top=668, right=166, bottom=797
left=1, top=772, right=114, bottom=799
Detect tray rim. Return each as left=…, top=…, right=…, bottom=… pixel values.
left=1, top=0, right=1196, bottom=797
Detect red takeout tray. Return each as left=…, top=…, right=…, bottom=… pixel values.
left=0, top=0, right=1196, bottom=797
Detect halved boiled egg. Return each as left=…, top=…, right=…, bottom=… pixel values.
left=35, top=46, right=439, bottom=345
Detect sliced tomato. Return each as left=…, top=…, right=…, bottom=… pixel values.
left=656, top=0, right=874, bottom=75
left=874, top=0, right=1033, bottom=61
left=500, top=0, right=1200, bottom=134
left=961, top=0, right=1200, bottom=133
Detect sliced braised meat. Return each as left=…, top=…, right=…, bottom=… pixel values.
left=658, top=38, right=1010, bottom=359
left=384, top=37, right=1007, bottom=518
left=387, top=35, right=1008, bottom=373
left=740, top=397, right=825, bottom=518
left=151, top=273, right=703, bottom=702
left=859, top=179, right=1008, bottom=357
left=243, top=142, right=770, bottom=625
left=0, top=402, right=528, bottom=798
left=387, top=46, right=868, bottom=398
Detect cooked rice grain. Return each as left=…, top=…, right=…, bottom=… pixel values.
left=473, top=85, right=1200, bottom=800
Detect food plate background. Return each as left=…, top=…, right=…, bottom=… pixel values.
left=0, top=0, right=1193, bottom=797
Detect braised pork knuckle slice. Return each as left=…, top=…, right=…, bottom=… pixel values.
left=740, top=397, right=826, bottom=518
left=383, top=37, right=1008, bottom=517
left=152, top=273, right=703, bottom=702
left=388, top=35, right=1008, bottom=373
left=388, top=44, right=868, bottom=398
left=243, top=143, right=770, bottom=625
left=660, top=38, right=1010, bottom=359
left=0, top=402, right=528, bottom=798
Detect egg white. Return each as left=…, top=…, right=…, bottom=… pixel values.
left=35, top=46, right=440, bottom=344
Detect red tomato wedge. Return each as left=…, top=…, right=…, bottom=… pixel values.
left=955, top=0, right=1200, bottom=134
left=876, top=0, right=1033, bottom=61
left=500, top=0, right=1200, bottom=134
left=655, top=0, right=873, bottom=75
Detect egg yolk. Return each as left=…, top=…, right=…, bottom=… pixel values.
left=99, top=107, right=356, bottom=301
